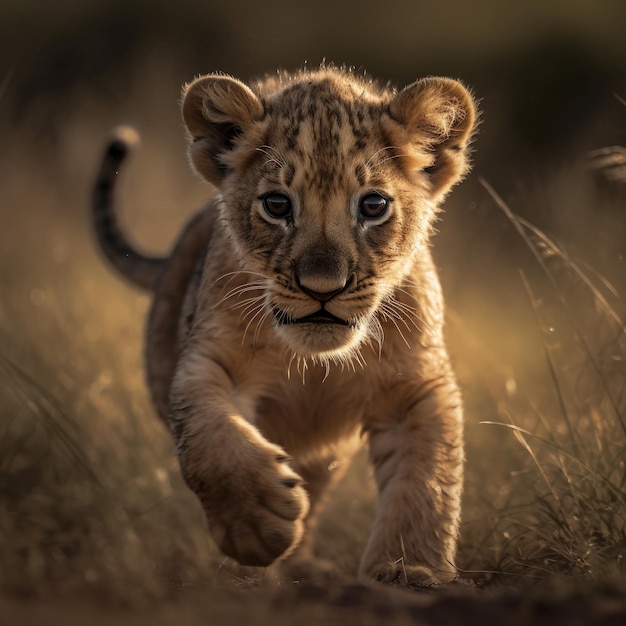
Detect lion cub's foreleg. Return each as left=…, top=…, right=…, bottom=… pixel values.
left=360, top=372, right=464, bottom=587
left=169, top=353, right=310, bottom=567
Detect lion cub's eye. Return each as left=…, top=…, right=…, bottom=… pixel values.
left=261, top=192, right=292, bottom=220
left=359, top=193, right=389, bottom=220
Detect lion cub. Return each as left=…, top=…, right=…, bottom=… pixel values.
left=92, top=66, right=477, bottom=586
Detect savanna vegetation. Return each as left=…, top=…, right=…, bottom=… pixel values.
left=1, top=1, right=625, bottom=623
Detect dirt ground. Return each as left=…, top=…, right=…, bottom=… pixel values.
left=3, top=578, right=626, bottom=626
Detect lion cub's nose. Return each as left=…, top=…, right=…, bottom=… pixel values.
left=296, top=272, right=355, bottom=303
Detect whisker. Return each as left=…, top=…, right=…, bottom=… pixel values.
left=217, top=282, right=266, bottom=307
left=351, top=346, right=366, bottom=370
left=379, top=305, right=412, bottom=349
left=377, top=152, right=412, bottom=167
left=389, top=297, right=421, bottom=318
left=380, top=301, right=413, bottom=332
left=321, top=359, right=331, bottom=381
left=242, top=302, right=268, bottom=345
left=212, top=269, right=269, bottom=288
left=367, top=316, right=385, bottom=360
left=256, top=145, right=287, bottom=166
left=382, top=282, right=433, bottom=333
left=221, top=283, right=265, bottom=299
left=256, top=145, right=295, bottom=181
left=231, top=294, right=265, bottom=310
left=213, top=276, right=267, bottom=306
left=239, top=300, right=266, bottom=325
left=287, top=352, right=297, bottom=381
left=297, top=355, right=309, bottom=384
left=253, top=310, right=271, bottom=348
left=384, top=299, right=424, bottom=333
left=365, top=145, right=396, bottom=170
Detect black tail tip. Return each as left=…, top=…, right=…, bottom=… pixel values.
left=106, top=126, right=140, bottom=161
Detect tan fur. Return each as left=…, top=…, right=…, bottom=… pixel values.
left=94, top=66, right=477, bottom=586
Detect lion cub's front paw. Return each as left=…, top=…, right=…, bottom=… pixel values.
left=202, top=448, right=310, bottom=567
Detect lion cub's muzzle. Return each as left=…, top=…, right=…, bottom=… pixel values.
left=271, top=269, right=357, bottom=326
left=272, top=307, right=352, bottom=326
left=273, top=270, right=357, bottom=326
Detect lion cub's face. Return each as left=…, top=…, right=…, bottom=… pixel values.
left=182, top=69, right=476, bottom=361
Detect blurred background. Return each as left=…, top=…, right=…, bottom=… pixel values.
left=1, top=0, right=625, bottom=604
left=3, top=0, right=626, bottom=167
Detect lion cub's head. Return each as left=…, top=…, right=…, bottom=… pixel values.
left=182, top=68, right=476, bottom=363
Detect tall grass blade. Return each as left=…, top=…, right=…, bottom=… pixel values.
left=480, top=421, right=624, bottom=501
left=480, top=178, right=626, bottom=438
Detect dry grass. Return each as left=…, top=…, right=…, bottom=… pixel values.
left=0, top=66, right=625, bottom=622
left=458, top=181, right=625, bottom=585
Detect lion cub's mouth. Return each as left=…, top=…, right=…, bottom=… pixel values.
left=272, top=308, right=351, bottom=327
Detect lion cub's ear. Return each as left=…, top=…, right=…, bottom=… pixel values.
left=385, top=77, right=477, bottom=199
left=182, top=74, right=264, bottom=187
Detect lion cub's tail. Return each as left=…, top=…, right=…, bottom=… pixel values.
left=91, top=127, right=166, bottom=291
